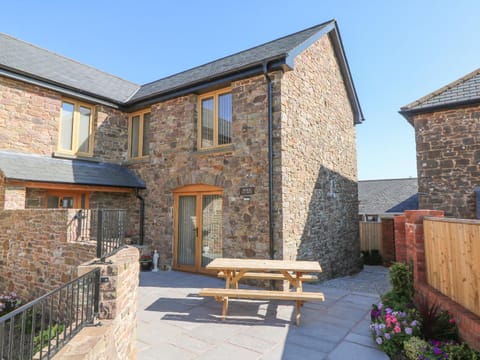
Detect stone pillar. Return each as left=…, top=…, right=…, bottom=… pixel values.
left=393, top=215, right=406, bottom=262
left=4, top=186, right=26, bottom=209
left=404, top=210, right=444, bottom=283
left=78, top=246, right=140, bottom=359
left=381, top=218, right=395, bottom=265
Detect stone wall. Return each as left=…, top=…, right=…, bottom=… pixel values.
left=413, top=105, right=480, bottom=218
left=90, top=192, right=140, bottom=243
left=0, top=76, right=60, bottom=155
left=0, top=172, right=5, bottom=209
left=54, top=246, right=139, bottom=359
left=280, top=34, right=361, bottom=278
left=0, top=75, right=127, bottom=162
left=4, top=185, right=26, bottom=209
left=0, top=209, right=96, bottom=300
left=128, top=75, right=273, bottom=267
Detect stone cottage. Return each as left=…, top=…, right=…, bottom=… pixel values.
left=0, top=20, right=364, bottom=279
left=400, top=68, right=480, bottom=219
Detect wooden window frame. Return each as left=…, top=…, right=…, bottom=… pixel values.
left=197, top=88, right=232, bottom=150
left=128, top=109, right=151, bottom=160
left=45, top=190, right=90, bottom=209
left=57, top=98, right=94, bottom=157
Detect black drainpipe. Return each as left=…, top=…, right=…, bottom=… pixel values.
left=135, top=189, right=145, bottom=245
left=263, top=62, right=275, bottom=260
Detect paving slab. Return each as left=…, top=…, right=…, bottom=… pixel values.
left=137, top=266, right=390, bottom=359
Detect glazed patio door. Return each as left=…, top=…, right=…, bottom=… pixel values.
left=174, top=185, right=223, bottom=273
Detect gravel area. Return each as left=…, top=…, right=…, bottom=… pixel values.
left=319, top=265, right=392, bottom=296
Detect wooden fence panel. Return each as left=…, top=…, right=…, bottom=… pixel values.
left=359, top=221, right=382, bottom=254
left=424, top=218, right=480, bottom=317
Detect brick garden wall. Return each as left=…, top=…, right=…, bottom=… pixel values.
left=413, top=105, right=480, bottom=218
left=0, top=209, right=96, bottom=300
left=280, top=34, right=361, bottom=278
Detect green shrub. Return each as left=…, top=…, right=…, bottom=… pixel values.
left=445, top=342, right=480, bottom=360
left=33, top=323, right=65, bottom=354
left=381, top=262, right=414, bottom=311
left=404, top=336, right=428, bottom=360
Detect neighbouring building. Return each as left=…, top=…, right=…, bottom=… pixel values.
left=400, top=68, right=480, bottom=219
left=0, top=20, right=364, bottom=279
left=358, top=178, right=418, bottom=221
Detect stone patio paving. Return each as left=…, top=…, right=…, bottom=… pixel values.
left=137, top=266, right=390, bottom=359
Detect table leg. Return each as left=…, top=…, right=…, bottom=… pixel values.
left=296, top=300, right=301, bottom=326
left=222, top=296, right=229, bottom=320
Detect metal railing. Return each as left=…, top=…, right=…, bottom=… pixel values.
left=68, top=209, right=126, bottom=260
left=0, top=268, right=100, bottom=360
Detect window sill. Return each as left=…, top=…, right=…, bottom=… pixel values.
left=124, top=156, right=150, bottom=165
left=53, top=152, right=100, bottom=162
left=192, top=145, right=235, bottom=157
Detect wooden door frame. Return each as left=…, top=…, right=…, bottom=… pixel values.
left=173, top=184, right=223, bottom=274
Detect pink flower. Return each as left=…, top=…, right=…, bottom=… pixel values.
left=394, top=325, right=401, bottom=333
left=449, top=318, right=455, bottom=324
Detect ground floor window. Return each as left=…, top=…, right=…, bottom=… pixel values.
left=46, top=191, right=89, bottom=209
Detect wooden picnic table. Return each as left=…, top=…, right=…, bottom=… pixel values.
left=200, top=258, right=324, bottom=325
left=207, top=258, right=322, bottom=290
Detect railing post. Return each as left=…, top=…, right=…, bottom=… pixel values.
left=96, top=210, right=103, bottom=259
left=93, top=269, right=100, bottom=319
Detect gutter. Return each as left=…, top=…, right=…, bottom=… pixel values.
left=400, top=97, right=480, bottom=125
left=262, top=61, right=275, bottom=260
left=135, top=189, right=145, bottom=245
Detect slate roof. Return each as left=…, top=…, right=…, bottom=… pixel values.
left=401, top=68, right=480, bottom=122
left=0, top=33, right=140, bottom=103
left=0, top=21, right=363, bottom=123
left=130, top=21, right=335, bottom=102
left=0, top=151, right=145, bottom=189
left=358, top=178, right=418, bottom=215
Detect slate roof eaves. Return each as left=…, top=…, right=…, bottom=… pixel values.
left=128, top=20, right=337, bottom=103
left=0, top=33, right=140, bottom=104
left=0, top=151, right=146, bottom=189
left=400, top=68, right=480, bottom=123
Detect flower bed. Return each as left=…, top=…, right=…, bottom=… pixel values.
left=370, top=263, right=480, bottom=359
left=0, top=291, right=22, bottom=317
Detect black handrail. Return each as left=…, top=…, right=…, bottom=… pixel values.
left=0, top=268, right=100, bottom=360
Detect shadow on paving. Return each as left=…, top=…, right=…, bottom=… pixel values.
left=145, top=292, right=291, bottom=327
left=137, top=269, right=389, bottom=360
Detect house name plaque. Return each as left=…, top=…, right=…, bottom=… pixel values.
left=239, top=187, right=255, bottom=196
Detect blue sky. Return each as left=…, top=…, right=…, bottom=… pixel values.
left=2, top=1, right=479, bottom=180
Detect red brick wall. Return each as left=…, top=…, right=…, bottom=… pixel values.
left=0, top=209, right=96, bottom=301
left=381, top=218, right=395, bottom=265
left=394, top=215, right=406, bottom=262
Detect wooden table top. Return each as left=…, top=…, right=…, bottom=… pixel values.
left=206, top=258, right=322, bottom=272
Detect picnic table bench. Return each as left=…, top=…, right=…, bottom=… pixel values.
left=199, top=258, right=325, bottom=325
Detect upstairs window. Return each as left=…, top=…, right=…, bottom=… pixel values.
left=198, top=89, right=232, bottom=149
left=59, top=100, right=94, bottom=156
left=129, top=110, right=151, bottom=159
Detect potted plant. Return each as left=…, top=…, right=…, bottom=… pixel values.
left=139, top=254, right=153, bottom=271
